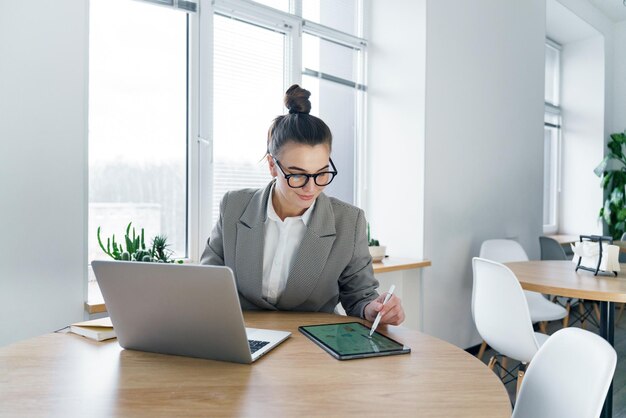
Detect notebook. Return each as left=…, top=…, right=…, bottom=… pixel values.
left=70, top=317, right=116, bottom=341
left=91, top=260, right=291, bottom=364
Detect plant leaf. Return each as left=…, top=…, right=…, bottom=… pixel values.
left=594, top=156, right=610, bottom=177
left=603, top=199, right=612, bottom=224
left=610, top=188, right=624, bottom=206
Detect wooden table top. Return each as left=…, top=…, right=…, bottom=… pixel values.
left=372, top=257, right=431, bottom=273
left=506, top=260, right=626, bottom=303
left=0, top=312, right=510, bottom=418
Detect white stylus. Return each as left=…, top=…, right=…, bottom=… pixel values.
left=369, top=284, right=396, bottom=336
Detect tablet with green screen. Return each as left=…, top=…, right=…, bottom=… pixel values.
left=299, top=322, right=411, bottom=360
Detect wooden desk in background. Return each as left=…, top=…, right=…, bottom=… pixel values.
left=0, top=311, right=510, bottom=417
left=372, top=257, right=431, bottom=273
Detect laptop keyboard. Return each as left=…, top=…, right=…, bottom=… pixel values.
left=248, top=339, right=270, bottom=354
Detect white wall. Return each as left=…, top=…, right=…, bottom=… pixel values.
left=365, top=0, right=426, bottom=332
left=423, top=0, right=546, bottom=347
left=0, top=0, right=88, bottom=346
left=559, top=36, right=605, bottom=235
left=364, top=0, right=426, bottom=260
left=613, top=21, right=626, bottom=133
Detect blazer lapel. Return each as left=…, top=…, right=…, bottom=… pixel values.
left=277, top=193, right=336, bottom=310
left=235, top=182, right=276, bottom=311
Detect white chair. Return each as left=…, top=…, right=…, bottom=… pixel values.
left=512, top=327, right=616, bottom=418
left=476, top=239, right=567, bottom=360
left=472, top=257, right=549, bottom=393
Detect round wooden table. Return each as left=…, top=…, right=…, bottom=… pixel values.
left=0, top=312, right=511, bottom=417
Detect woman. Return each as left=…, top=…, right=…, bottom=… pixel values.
left=201, top=85, right=404, bottom=325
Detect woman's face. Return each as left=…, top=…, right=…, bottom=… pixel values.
left=268, top=142, right=331, bottom=217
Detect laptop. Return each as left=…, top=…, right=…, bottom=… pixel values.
left=91, top=260, right=291, bottom=364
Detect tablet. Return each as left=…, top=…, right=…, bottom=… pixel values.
left=299, top=322, right=411, bottom=360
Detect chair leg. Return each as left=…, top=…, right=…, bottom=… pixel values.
left=539, top=321, right=547, bottom=334
left=487, top=355, right=497, bottom=371
left=563, top=301, right=570, bottom=328
left=579, top=302, right=586, bottom=329
left=477, top=340, right=487, bottom=360
left=618, top=303, right=625, bottom=323
left=500, top=356, right=508, bottom=379
left=516, top=363, right=527, bottom=396
left=594, top=303, right=601, bottom=322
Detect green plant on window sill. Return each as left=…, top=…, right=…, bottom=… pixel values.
left=367, top=222, right=386, bottom=262
left=367, top=222, right=382, bottom=247
left=595, top=131, right=626, bottom=240
left=97, top=222, right=183, bottom=264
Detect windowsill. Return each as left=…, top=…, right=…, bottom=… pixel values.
left=545, top=234, right=579, bottom=245
left=85, top=257, right=432, bottom=314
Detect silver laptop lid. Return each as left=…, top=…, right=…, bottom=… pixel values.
left=92, top=261, right=254, bottom=363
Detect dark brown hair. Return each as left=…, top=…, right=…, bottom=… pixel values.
left=267, top=84, right=332, bottom=157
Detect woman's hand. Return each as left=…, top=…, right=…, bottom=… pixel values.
left=364, top=293, right=405, bottom=326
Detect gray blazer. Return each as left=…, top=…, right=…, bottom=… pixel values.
left=200, top=181, right=379, bottom=318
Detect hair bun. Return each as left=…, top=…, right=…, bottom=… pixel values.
left=284, top=84, right=311, bottom=114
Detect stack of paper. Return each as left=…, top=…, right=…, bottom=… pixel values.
left=70, top=317, right=116, bottom=341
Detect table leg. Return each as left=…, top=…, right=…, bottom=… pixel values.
left=599, top=301, right=614, bottom=418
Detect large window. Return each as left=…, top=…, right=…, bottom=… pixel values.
left=88, top=0, right=366, bottom=300
left=89, top=0, right=188, bottom=261
left=88, top=0, right=188, bottom=297
left=543, top=40, right=561, bottom=233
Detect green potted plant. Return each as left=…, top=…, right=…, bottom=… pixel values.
left=367, top=223, right=386, bottom=263
left=594, top=131, right=626, bottom=240
left=97, top=222, right=182, bottom=263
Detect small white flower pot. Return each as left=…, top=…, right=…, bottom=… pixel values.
left=368, top=245, right=386, bottom=263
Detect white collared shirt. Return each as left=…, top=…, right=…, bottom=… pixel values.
left=262, top=185, right=316, bottom=305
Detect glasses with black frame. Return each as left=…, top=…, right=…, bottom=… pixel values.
left=271, top=156, right=338, bottom=188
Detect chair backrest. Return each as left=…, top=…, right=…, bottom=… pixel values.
left=479, top=239, right=529, bottom=263
left=538, top=236, right=567, bottom=260
left=512, top=327, right=617, bottom=418
left=471, top=258, right=539, bottom=363
left=620, top=232, right=626, bottom=241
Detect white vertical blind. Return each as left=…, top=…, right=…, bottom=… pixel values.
left=211, top=14, right=286, bottom=224
left=302, top=32, right=362, bottom=204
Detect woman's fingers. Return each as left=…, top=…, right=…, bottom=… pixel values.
left=379, top=298, right=405, bottom=325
